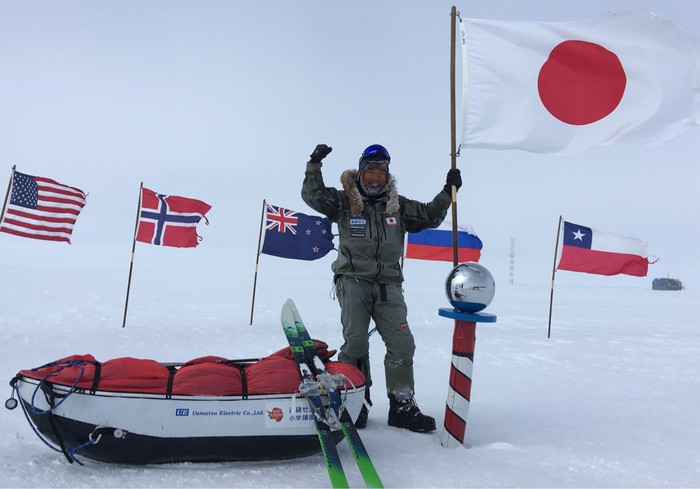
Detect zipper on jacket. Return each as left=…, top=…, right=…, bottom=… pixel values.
left=342, top=245, right=355, bottom=272
left=372, top=204, right=383, bottom=282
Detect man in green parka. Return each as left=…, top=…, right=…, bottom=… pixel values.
left=301, top=143, right=462, bottom=433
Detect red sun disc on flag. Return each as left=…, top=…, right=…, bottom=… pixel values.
left=537, top=40, right=627, bottom=125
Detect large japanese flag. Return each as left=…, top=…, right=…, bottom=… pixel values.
left=460, top=11, right=700, bottom=154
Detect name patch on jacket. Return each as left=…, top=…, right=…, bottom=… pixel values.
left=350, top=215, right=366, bottom=237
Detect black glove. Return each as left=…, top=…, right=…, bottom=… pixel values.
left=309, top=144, right=333, bottom=163
left=444, top=168, right=462, bottom=193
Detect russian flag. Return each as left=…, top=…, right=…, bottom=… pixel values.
left=557, top=221, right=650, bottom=277
left=406, top=228, right=482, bottom=263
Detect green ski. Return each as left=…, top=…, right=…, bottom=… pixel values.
left=281, top=304, right=349, bottom=489
left=285, top=299, right=384, bottom=489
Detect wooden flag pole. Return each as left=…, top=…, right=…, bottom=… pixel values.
left=0, top=165, right=16, bottom=225
left=122, top=182, right=143, bottom=328
left=547, top=215, right=563, bottom=338
left=449, top=6, right=459, bottom=267
left=250, top=199, right=266, bottom=325
left=441, top=6, right=482, bottom=451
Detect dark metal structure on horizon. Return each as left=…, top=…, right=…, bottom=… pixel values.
left=652, top=278, right=684, bottom=290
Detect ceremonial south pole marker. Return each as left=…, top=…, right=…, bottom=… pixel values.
left=438, top=308, right=497, bottom=449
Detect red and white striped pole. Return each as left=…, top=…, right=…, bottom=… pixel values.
left=438, top=308, right=496, bottom=448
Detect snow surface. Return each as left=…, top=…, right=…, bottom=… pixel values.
left=1, top=258, right=699, bottom=488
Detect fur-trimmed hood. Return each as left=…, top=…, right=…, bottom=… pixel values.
left=340, top=169, right=399, bottom=215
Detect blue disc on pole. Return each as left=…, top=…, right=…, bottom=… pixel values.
left=438, top=308, right=497, bottom=322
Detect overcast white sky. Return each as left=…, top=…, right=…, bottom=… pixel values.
left=1, top=0, right=699, bottom=291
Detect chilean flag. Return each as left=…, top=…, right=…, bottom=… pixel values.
left=557, top=221, right=650, bottom=277
left=406, top=228, right=482, bottom=263
left=136, top=188, right=211, bottom=248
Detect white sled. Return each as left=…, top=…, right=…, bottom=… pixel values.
left=8, top=349, right=365, bottom=465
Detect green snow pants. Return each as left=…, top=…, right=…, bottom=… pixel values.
left=335, top=274, right=416, bottom=400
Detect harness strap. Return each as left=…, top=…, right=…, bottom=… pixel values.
left=89, top=362, right=101, bottom=395
left=40, top=383, right=74, bottom=464
left=237, top=364, right=248, bottom=400
left=165, top=367, right=176, bottom=399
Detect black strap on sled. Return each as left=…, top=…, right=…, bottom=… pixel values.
left=236, top=364, right=248, bottom=400
left=38, top=382, right=74, bottom=464
left=89, top=362, right=101, bottom=395
left=19, top=360, right=108, bottom=465
left=165, top=367, right=177, bottom=399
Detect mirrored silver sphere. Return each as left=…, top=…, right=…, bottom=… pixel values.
left=445, top=262, right=495, bottom=312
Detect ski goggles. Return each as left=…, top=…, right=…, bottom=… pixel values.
left=360, top=144, right=391, bottom=162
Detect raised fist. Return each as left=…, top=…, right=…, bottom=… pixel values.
left=309, top=144, right=333, bottom=163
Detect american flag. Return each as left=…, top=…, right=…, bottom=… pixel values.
left=0, top=171, right=87, bottom=244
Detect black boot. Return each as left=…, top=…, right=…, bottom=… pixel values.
left=354, top=387, right=372, bottom=429
left=388, top=397, right=436, bottom=433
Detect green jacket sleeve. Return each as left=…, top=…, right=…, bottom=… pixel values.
left=400, top=190, right=452, bottom=234
left=301, top=162, right=345, bottom=223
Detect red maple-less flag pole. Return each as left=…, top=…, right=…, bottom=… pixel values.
left=122, top=183, right=212, bottom=328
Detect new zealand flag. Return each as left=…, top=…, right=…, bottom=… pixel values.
left=261, top=204, right=334, bottom=261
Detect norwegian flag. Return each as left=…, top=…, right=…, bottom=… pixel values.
left=261, top=204, right=334, bottom=260
left=136, top=187, right=211, bottom=248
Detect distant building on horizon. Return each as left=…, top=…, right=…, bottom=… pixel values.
left=652, top=278, right=684, bottom=291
